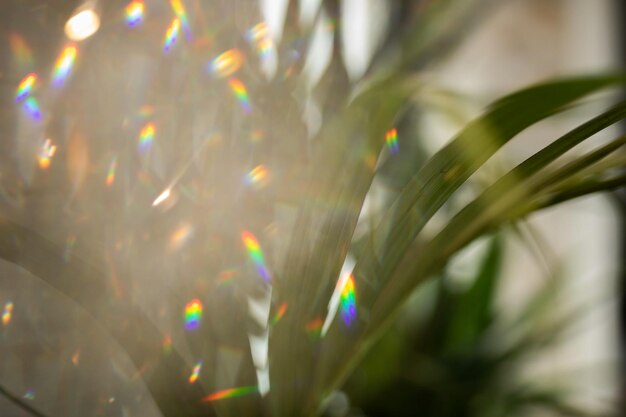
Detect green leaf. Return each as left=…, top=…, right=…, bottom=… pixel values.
left=372, top=77, right=625, bottom=283
left=374, top=103, right=626, bottom=334
left=393, top=100, right=626, bottom=296
left=535, top=173, right=626, bottom=209
left=270, top=74, right=418, bottom=417
left=445, top=235, right=502, bottom=352
left=310, top=76, right=625, bottom=408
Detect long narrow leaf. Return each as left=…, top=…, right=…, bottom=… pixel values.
left=310, top=77, right=625, bottom=408
left=377, top=102, right=626, bottom=322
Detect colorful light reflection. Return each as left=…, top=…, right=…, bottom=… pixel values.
left=15, top=73, right=36, bottom=102
left=184, top=299, right=203, bottom=331
left=138, top=122, right=155, bottom=154
left=170, top=223, right=193, bottom=250
left=228, top=78, right=251, bottom=113
left=247, top=22, right=274, bottom=59
left=23, top=97, right=42, bottom=121
left=163, top=18, right=180, bottom=52
left=272, top=303, right=288, bottom=325
left=241, top=231, right=270, bottom=282
left=385, top=128, right=399, bottom=154
left=188, top=361, right=202, bottom=384
left=170, top=0, right=191, bottom=39
left=106, top=157, right=117, bottom=186
left=125, top=1, right=144, bottom=27
left=209, top=49, right=244, bottom=78
left=2, top=302, right=13, bottom=326
left=340, top=274, right=357, bottom=326
left=245, top=164, right=268, bottom=187
left=37, top=139, right=57, bottom=169
left=201, top=386, right=258, bottom=402
left=52, top=45, right=77, bottom=87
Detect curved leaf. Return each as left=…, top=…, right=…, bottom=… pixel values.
left=376, top=104, right=626, bottom=328
left=311, top=76, right=625, bottom=408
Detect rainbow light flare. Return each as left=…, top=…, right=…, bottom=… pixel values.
left=209, top=49, right=244, bottom=78
left=272, top=303, right=288, bottom=325
left=52, top=45, right=77, bottom=87
left=247, top=22, right=274, bottom=59
left=340, top=274, right=357, bottom=326
left=241, top=231, right=270, bottom=282
left=170, top=223, right=193, bottom=250
left=257, top=38, right=274, bottom=59
left=163, top=18, right=180, bottom=52
left=385, top=128, right=399, bottom=154
left=201, top=386, right=258, bottom=402
left=188, top=361, right=202, bottom=384
left=184, top=299, right=203, bottom=331
left=138, top=122, right=155, bottom=154
left=247, top=22, right=268, bottom=42
left=228, top=78, right=251, bottom=113
left=37, top=139, right=57, bottom=170
left=15, top=73, right=37, bottom=102
left=125, top=1, right=144, bottom=27
left=106, top=157, right=117, bottom=186
left=245, top=164, right=268, bottom=187
left=170, top=0, right=191, bottom=39
left=23, top=97, right=42, bottom=121
left=2, top=302, right=13, bottom=326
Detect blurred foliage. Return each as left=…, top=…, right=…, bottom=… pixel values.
left=342, top=235, right=604, bottom=417
left=0, top=1, right=624, bottom=417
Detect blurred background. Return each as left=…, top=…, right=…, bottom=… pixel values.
left=0, top=0, right=624, bottom=416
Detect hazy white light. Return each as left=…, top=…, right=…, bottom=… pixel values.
left=260, top=0, right=288, bottom=42
left=152, top=188, right=171, bottom=206
left=256, top=367, right=270, bottom=396
left=65, top=9, right=100, bottom=41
